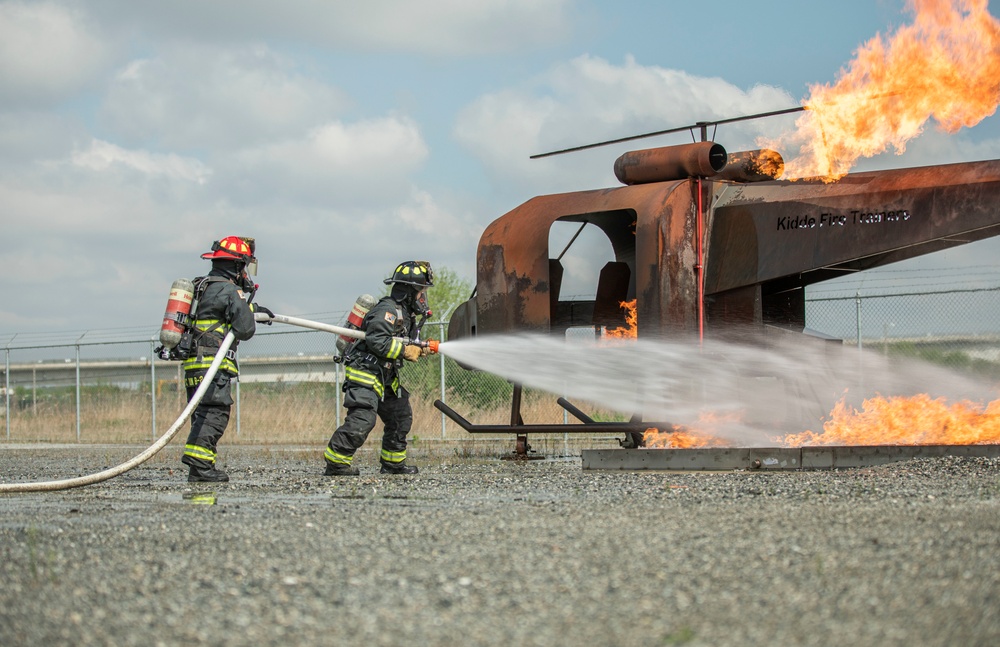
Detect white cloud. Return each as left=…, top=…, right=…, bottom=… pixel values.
left=219, top=116, right=428, bottom=208
left=101, top=45, right=350, bottom=150
left=0, top=1, right=111, bottom=106
left=71, top=139, right=212, bottom=184
left=455, top=55, right=796, bottom=195
left=88, top=0, right=576, bottom=56
left=395, top=188, right=474, bottom=237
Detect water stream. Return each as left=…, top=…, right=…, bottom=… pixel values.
left=439, top=334, right=999, bottom=446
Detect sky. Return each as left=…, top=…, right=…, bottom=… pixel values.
left=3, top=0, right=1000, bottom=346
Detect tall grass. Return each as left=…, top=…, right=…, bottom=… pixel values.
left=2, top=381, right=623, bottom=452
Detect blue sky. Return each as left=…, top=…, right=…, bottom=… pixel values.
left=2, top=0, right=999, bottom=342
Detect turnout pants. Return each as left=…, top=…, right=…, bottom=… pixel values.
left=325, top=381, right=413, bottom=467
left=182, top=369, right=234, bottom=468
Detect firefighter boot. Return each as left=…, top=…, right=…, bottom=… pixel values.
left=183, top=454, right=230, bottom=483
left=187, top=464, right=230, bottom=483
left=380, top=461, right=419, bottom=475
left=324, top=461, right=360, bottom=476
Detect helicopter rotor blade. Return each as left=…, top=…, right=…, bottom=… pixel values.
left=529, top=105, right=807, bottom=160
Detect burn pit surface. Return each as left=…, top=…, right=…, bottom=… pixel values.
left=583, top=443, right=1000, bottom=471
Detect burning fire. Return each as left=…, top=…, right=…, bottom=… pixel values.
left=780, top=393, right=1000, bottom=446
left=603, top=300, right=1000, bottom=448
left=764, top=0, right=1000, bottom=181
left=643, top=412, right=742, bottom=449
left=605, top=299, right=637, bottom=338
left=642, top=394, right=1000, bottom=448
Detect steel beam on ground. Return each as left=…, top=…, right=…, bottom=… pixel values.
left=581, top=444, right=1000, bottom=471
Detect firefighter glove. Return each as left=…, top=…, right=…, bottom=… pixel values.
left=403, top=344, right=422, bottom=362
left=252, top=303, right=274, bottom=324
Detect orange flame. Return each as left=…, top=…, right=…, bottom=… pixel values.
left=644, top=394, right=1000, bottom=448
left=605, top=300, right=999, bottom=447
left=764, top=0, right=1000, bottom=181
left=605, top=299, right=637, bottom=338
left=644, top=426, right=733, bottom=449
left=779, top=393, right=1000, bottom=446
left=644, top=411, right=745, bottom=448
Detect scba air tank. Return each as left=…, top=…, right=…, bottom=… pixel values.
left=159, top=278, right=195, bottom=349
left=336, top=294, right=377, bottom=355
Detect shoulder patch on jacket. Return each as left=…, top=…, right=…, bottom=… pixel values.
left=384, top=311, right=397, bottom=324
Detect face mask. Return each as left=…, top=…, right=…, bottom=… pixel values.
left=413, top=289, right=430, bottom=316
left=238, top=269, right=255, bottom=293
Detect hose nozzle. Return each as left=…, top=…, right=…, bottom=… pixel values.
left=421, top=339, right=440, bottom=354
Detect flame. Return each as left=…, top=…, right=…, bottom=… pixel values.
left=644, top=426, right=732, bottom=449
left=642, top=394, right=1000, bottom=449
left=604, top=300, right=999, bottom=448
left=763, top=0, right=1000, bottom=181
left=779, top=393, right=1000, bottom=446
left=644, top=411, right=744, bottom=448
left=606, top=299, right=637, bottom=338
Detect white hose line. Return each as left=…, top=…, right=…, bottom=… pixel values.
left=258, top=312, right=430, bottom=350
left=0, top=332, right=236, bottom=493
left=258, top=312, right=365, bottom=339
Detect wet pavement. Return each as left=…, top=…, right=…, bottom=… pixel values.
left=1, top=444, right=998, bottom=646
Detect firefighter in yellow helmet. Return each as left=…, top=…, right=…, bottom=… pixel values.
left=323, top=261, right=433, bottom=475
left=181, top=236, right=273, bottom=482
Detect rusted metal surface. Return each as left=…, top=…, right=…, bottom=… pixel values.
left=451, top=157, right=1000, bottom=341
left=582, top=444, right=1000, bottom=471
left=445, top=152, right=1000, bottom=441
left=710, top=149, right=784, bottom=182
left=706, top=159, right=1000, bottom=295
left=614, top=142, right=728, bottom=185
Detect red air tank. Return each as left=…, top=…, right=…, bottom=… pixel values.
left=336, top=294, right=377, bottom=355
left=337, top=294, right=378, bottom=354
left=159, top=278, right=195, bottom=349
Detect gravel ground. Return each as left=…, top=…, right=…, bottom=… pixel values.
left=0, top=444, right=998, bottom=647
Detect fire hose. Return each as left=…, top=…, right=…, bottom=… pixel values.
left=0, top=332, right=237, bottom=494
left=0, top=313, right=438, bottom=493
left=260, top=312, right=439, bottom=353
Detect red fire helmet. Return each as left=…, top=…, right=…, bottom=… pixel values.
left=201, top=236, right=254, bottom=262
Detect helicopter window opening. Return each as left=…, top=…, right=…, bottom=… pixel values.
left=548, top=221, right=616, bottom=301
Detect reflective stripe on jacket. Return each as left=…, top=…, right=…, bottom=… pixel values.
left=182, top=271, right=256, bottom=376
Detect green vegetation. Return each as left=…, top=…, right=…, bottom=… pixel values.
left=884, top=341, right=1000, bottom=381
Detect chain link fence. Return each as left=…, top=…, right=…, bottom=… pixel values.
left=805, top=287, right=1000, bottom=383
left=0, top=320, right=580, bottom=451
left=4, top=287, right=1000, bottom=447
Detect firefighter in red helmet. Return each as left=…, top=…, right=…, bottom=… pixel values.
left=181, top=236, right=273, bottom=482
left=323, top=261, right=433, bottom=475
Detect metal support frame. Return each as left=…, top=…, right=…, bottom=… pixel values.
left=433, top=394, right=671, bottom=458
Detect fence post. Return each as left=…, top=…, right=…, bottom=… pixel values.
left=75, top=342, right=81, bottom=442
left=439, top=322, right=446, bottom=440
left=4, top=347, right=9, bottom=441
left=855, top=291, right=864, bottom=394
left=855, top=291, right=862, bottom=351
left=150, top=340, right=157, bottom=440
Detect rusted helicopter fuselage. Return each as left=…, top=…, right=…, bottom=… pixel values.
left=449, top=147, right=1000, bottom=342
left=440, top=143, right=1000, bottom=453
